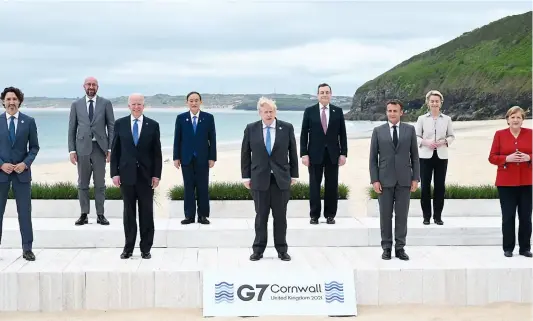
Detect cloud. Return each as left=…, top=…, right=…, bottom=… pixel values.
left=0, top=1, right=530, bottom=96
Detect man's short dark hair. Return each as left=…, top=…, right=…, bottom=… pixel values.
left=1, top=87, right=24, bottom=106
left=386, top=99, right=403, bottom=110
left=317, top=83, right=332, bottom=93
left=186, top=91, right=202, bottom=101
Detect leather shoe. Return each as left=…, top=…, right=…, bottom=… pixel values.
left=434, top=219, right=444, bottom=225
left=519, top=250, right=532, bottom=258
left=395, top=249, right=410, bottom=260
left=198, top=216, right=210, bottom=225
left=120, top=251, right=132, bottom=259
left=310, top=218, right=319, bottom=225
left=97, top=215, right=110, bottom=225
left=278, top=252, right=291, bottom=261
left=23, top=250, right=35, bottom=261
left=504, top=251, right=513, bottom=257
left=382, top=249, right=391, bottom=260
left=75, top=214, right=88, bottom=226
left=250, top=252, right=263, bottom=261
left=181, top=218, right=195, bottom=225
left=141, top=252, right=151, bottom=259
left=423, top=219, right=430, bottom=225
left=326, top=217, right=335, bottom=224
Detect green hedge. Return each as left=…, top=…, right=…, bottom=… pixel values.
left=8, top=182, right=123, bottom=200
left=367, top=184, right=499, bottom=199
left=168, top=181, right=350, bottom=200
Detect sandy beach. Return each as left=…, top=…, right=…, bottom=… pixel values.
left=3, top=118, right=532, bottom=320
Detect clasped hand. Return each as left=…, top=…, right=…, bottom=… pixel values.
left=423, top=139, right=446, bottom=150
left=1, top=162, right=26, bottom=174
left=506, top=151, right=530, bottom=163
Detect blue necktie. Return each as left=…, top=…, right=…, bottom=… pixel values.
left=192, top=116, right=197, bottom=134
left=265, top=126, right=272, bottom=155
left=133, top=119, right=139, bottom=146
left=8, top=116, right=15, bottom=145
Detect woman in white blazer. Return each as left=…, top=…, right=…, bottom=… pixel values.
left=415, top=90, right=455, bottom=225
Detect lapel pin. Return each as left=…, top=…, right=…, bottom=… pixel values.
left=21, top=120, right=24, bottom=123
left=332, top=110, right=335, bottom=112
left=279, top=127, right=282, bottom=130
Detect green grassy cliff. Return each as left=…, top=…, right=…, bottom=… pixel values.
left=346, top=11, right=532, bottom=121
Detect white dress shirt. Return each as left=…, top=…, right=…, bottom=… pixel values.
left=6, top=111, right=19, bottom=132
left=319, top=103, right=330, bottom=127
left=263, top=119, right=276, bottom=151
left=389, top=121, right=400, bottom=140
left=190, top=110, right=200, bottom=121
left=415, top=112, right=455, bottom=159
left=131, top=114, right=144, bottom=137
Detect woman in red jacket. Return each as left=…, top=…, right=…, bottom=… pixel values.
left=488, top=106, right=532, bottom=258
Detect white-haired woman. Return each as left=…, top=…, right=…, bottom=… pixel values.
left=415, top=90, right=455, bottom=225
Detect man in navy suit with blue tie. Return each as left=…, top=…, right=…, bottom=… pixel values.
left=0, top=87, right=40, bottom=261
left=173, top=92, right=217, bottom=225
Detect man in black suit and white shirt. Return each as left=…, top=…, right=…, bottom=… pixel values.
left=111, top=93, right=162, bottom=260
left=241, top=97, right=299, bottom=261
left=300, top=83, right=348, bottom=225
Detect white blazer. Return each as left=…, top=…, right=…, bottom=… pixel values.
left=415, top=112, right=455, bottom=159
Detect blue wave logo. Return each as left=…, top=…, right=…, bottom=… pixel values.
left=324, top=281, right=344, bottom=303
left=214, top=281, right=234, bottom=304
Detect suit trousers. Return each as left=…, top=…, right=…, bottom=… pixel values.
left=251, top=174, right=290, bottom=254
left=0, top=175, right=33, bottom=251
left=181, top=156, right=210, bottom=219
left=120, top=179, right=155, bottom=254
left=497, top=185, right=532, bottom=252
left=308, top=148, right=339, bottom=218
left=420, top=150, right=448, bottom=220
left=77, top=141, right=106, bottom=215
left=378, top=184, right=411, bottom=251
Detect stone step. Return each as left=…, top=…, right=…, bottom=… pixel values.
left=3, top=200, right=352, bottom=218
left=0, top=246, right=530, bottom=312
left=0, top=217, right=511, bottom=248
left=366, top=199, right=500, bottom=217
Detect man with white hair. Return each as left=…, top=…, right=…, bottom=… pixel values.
left=241, top=97, right=299, bottom=261
left=110, top=93, right=162, bottom=260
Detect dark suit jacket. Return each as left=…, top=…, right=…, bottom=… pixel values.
left=173, top=111, right=217, bottom=165
left=110, top=115, right=162, bottom=185
left=241, top=119, right=299, bottom=191
left=369, top=122, right=420, bottom=188
left=300, top=103, right=348, bottom=164
left=0, top=112, right=40, bottom=183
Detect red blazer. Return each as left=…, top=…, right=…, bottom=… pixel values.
left=488, top=127, right=532, bottom=186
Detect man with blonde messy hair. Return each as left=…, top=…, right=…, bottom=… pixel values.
left=241, top=97, right=299, bottom=261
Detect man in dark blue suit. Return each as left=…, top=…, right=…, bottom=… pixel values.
left=0, top=87, right=40, bottom=261
left=173, top=92, right=217, bottom=225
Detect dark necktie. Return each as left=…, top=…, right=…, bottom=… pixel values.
left=192, top=116, right=197, bottom=134
left=392, top=125, right=398, bottom=148
left=8, top=116, right=15, bottom=145
left=88, top=99, right=94, bottom=121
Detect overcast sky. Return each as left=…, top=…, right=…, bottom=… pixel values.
left=0, top=1, right=530, bottom=98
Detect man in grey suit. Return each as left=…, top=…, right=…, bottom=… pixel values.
left=0, top=87, right=39, bottom=261
left=241, top=97, right=299, bottom=262
left=68, top=77, right=115, bottom=226
left=369, top=99, right=420, bottom=261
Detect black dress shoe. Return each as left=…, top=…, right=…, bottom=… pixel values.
left=278, top=252, right=291, bottom=261
left=23, top=250, right=35, bottom=261
left=181, top=218, right=195, bottom=225
left=519, top=250, right=532, bottom=258
left=75, top=214, right=88, bottom=226
left=504, top=251, right=513, bottom=257
left=434, top=219, right=444, bottom=225
left=423, top=219, right=430, bottom=225
left=382, top=249, right=391, bottom=260
left=120, top=252, right=132, bottom=259
left=326, top=217, right=335, bottom=224
left=395, top=249, right=410, bottom=261
left=198, top=216, right=210, bottom=225
left=97, top=215, right=110, bottom=225
left=310, top=218, right=319, bottom=225
left=250, top=252, right=263, bottom=261
left=141, top=252, right=152, bottom=259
